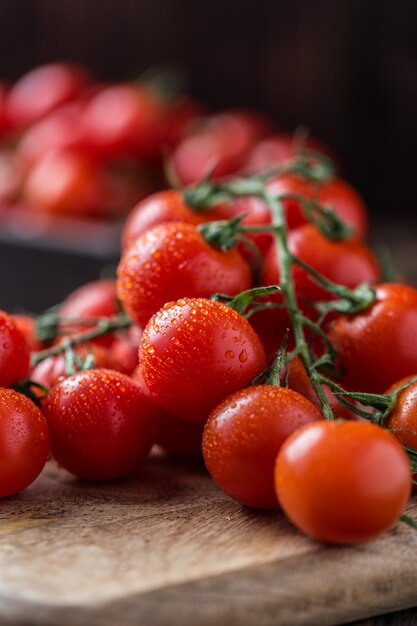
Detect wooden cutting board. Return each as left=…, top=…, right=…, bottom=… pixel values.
left=0, top=455, right=416, bottom=626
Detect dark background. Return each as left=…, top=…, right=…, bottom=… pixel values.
left=0, top=0, right=416, bottom=311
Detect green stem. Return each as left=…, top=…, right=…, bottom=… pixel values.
left=31, top=314, right=132, bottom=367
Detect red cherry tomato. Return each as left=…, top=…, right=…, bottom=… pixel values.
left=266, top=175, right=368, bottom=239
left=170, top=111, right=270, bottom=185
left=0, top=83, right=10, bottom=137
left=217, top=195, right=274, bottom=258
left=12, top=314, right=43, bottom=352
left=31, top=344, right=123, bottom=390
left=60, top=279, right=119, bottom=347
left=110, top=332, right=140, bottom=376
left=203, top=385, right=322, bottom=508
left=5, top=63, right=89, bottom=130
left=118, top=222, right=252, bottom=328
left=81, top=84, right=163, bottom=161
left=139, top=298, right=266, bottom=422
left=287, top=357, right=359, bottom=420
left=17, top=103, right=85, bottom=168
left=22, top=148, right=106, bottom=218
left=244, top=133, right=337, bottom=173
left=331, top=285, right=417, bottom=393
left=275, top=421, right=411, bottom=544
left=0, top=311, right=30, bottom=387
left=386, top=376, right=417, bottom=451
left=262, top=224, right=380, bottom=304
left=121, top=189, right=228, bottom=251
left=43, top=369, right=156, bottom=480
left=0, top=388, right=49, bottom=497
left=248, top=295, right=292, bottom=363
left=133, top=368, right=204, bottom=456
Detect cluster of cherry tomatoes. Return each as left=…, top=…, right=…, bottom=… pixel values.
left=1, top=74, right=417, bottom=546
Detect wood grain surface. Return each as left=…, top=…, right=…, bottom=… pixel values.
left=1, top=454, right=417, bottom=626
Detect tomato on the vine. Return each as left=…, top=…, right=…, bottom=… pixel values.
left=386, top=376, right=417, bottom=452
left=203, top=385, right=321, bottom=508
left=118, top=222, right=252, bottom=328
left=13, top=314, right=43, bottom=352
left=0, top=311, right=30, bottom=387
left=275, top=421, right=411, bottom=544
left=262, top=224, right=380, bottom=305
left=331, top=284, right=417, bottom=393
left=139, top=298, right=266, bottom=422
left=0, top=388, right=49, bottom=497
left=121, top=189, right=227, bottom=251
left=5, top=63, right=89, bottom=130
left=43, top=369, right=156, bottom=480
left=267, top=174, right=368, bottom=240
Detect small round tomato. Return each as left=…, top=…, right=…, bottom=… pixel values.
left=110, top=331, right=141, bottom=375
left=0, top=311, right=30, bottom=387
left=81, top=84, right=163, bottom=161
left=121, top=189, right=227, bottom=251
left=331, top=284, right=417, bottom=393
left=203, top=386, right=322, bottom=508
left=118, top=222, right=252, bottom=328
left=139, top=298, right=266, bottom=422
left=5, top=63, right=89, bottom=130
left=22, top=148, right=105, bottom=218
left=267, top=175, right=368, bottom=240
left=217, top=195, right=274, bottom=258
left=170, top=111, right=270, bottom=185
left=13, top=314, right=43, bottom=352
left=31, top=344, right=123, bottom=390
left=43, top=369, right=156, bottom=480
left=386, top=376, right=417, bottom=451
left=287, top=357, right=359, bottom=420
left=0, top=388, right=49, bottom=497
left=275, top=421, right=411, bottom=544
left=244, top=133, right=336, bottom=173
left=262, top=224, right=380, bottom=305
left=133, top=367, right=204, bottom=456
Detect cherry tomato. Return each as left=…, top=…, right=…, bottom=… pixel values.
left=60, top=279, right=119, bottom=347
left=13, top=314, right=43, bottom=352
left=287, top=357, right=358, bottom=420
left=139, top=298, right=266, bottom=422
left=5, top=63, right=89, bottom=130
left=133, top=368, right=203, bottom=456
left=22, top=148, right=106, bottom=218
left=203, top=385, right=321, bottom=508
left=0, top=311, right=30, bottom=387
left=266, top=174, right=368, bottom=240
left=0, top=388, right=49, bottom=497
left=217, top=195, right=274, bottom=258
left=31, top=344, right=123, bottom=390
left=248, top=295, right=292, bottom=363
left=170, top=111, right=270, bottom=185
left=331, top=284, right=417, bottom=393
left=262, top=224, right=380, bottom=304
left=121, top=189, right=227, bottom=251
left=0, top=83, right=10, bottom=137
left=118, top=222, right=252, bottom=328
left=244, top=133, right=337, bottom=173
left=81, top=84, right=163, bottom=161
left=43, top=369, right=156, bottom=480
left=386, top=376, right=417, bottom=451
left=275, top=421, right=411, bottom=544
left=110, top=331, right=140, bottom=375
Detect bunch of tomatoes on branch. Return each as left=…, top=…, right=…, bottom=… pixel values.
left=1, top=63, right=417, bottom=547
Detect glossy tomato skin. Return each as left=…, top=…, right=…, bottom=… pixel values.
left=0, top=311, right=30, bottom=387
left=121, top=189, right=227, bottom=251
left=43, top=369, right=156, bottom=480
left=217, top=195, right=274, bottom=258
left=203, top=386, right=322, bottom=508
left=5, top=63, right=89, bottom=130
left=0, top=388, right=49, bottom=497
left=13, top=314, right=43, bottom=352
left=266, top=175, right=368, bottom=240
left=133, top=368, right=203, bottom=456
left=81, top=84, right=163, bottom=161
left=386, top=376, right=417, bottom=451
left=22, top=148, right=105, bottom=218
left=118, top=222, right=252, bottom=328
left=331, top=284, right=417, bottom=393
left=262, top=224, right=380, bottom=304
left=275, top=421, right=411, bottom=544
left=139, top=298, right=267, bottom=422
